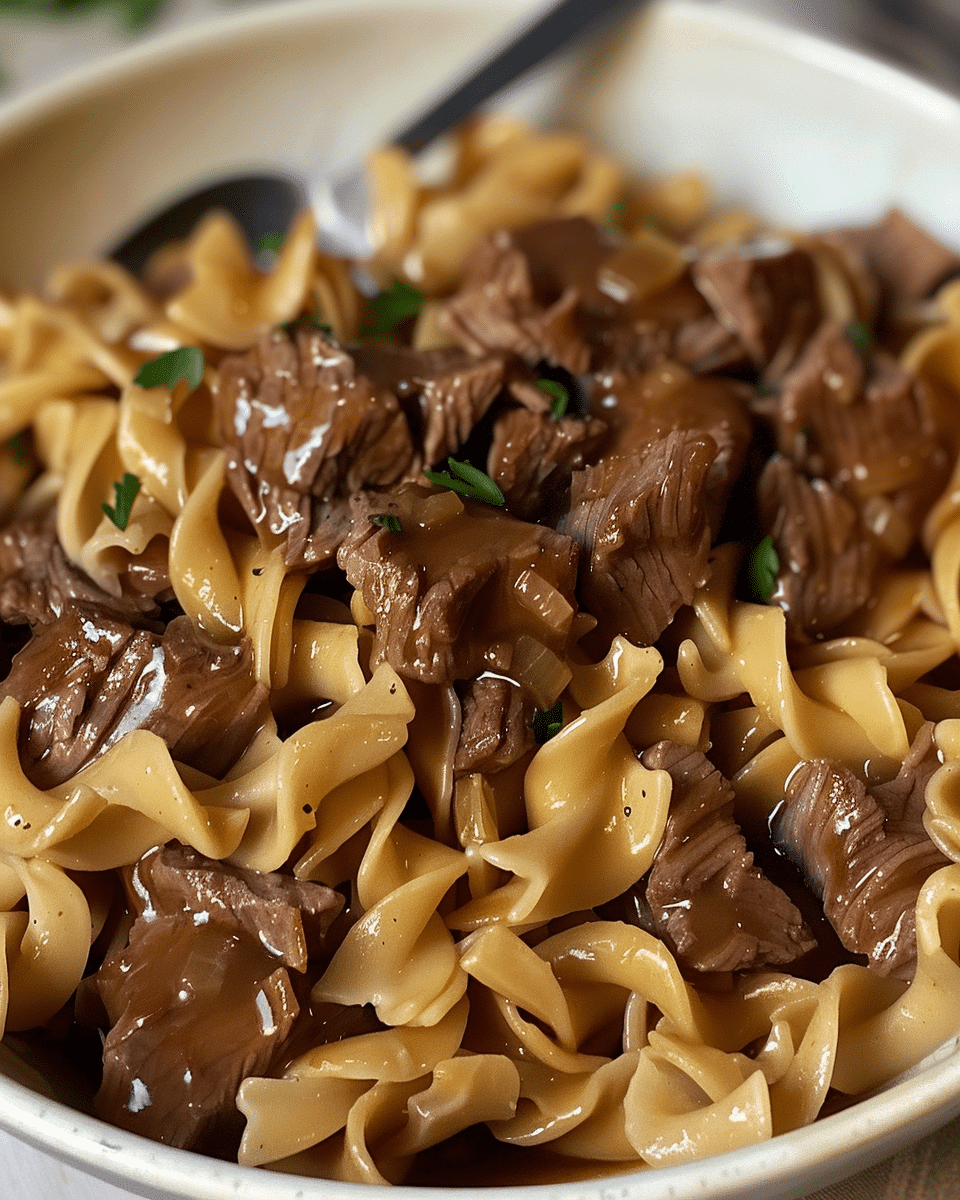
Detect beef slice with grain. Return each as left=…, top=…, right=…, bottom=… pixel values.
left=831, top=209, right=960, bottom=306
left=215, top=328, right=415, bottom=569
left=559, top=429, right=718, bottom=647
left=770, top=724, right=948, bottom=980
left=0, top=604, right=267, bottom=787
left=633, top=741, right=814, bottom=973
left=94, top=843, right=343, bottom=1155
left=337, top=483, right=578, bottom=695
left=758, top=454, right=877, bottom=641
left=454, top=674, right=536, bottom=778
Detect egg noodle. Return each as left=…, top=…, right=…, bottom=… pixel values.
left=2, top=116, right=960, bottom=1183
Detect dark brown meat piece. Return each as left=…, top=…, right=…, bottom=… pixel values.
left=769, top=724, right=948, bottom=980
left=0, top=517, right=159, bottom=626
left=631, top=741, right=815, bottom=973
left=440, top=220, right=598, bottom=373
left=349, top=344, right=506, bottom=467
left=486, top=407, right=608, bottom=522
left=768, top=321, right=948, bottom=545
left=559, top=429, right=718, bottom=647
left=94, top=843, right=343, bottom=1154
left=589, top=364, right=753, bottom=526
left=692, top=240, right=822, bottom=380
left=338, top=484, right=578, bottom=698
left=0, top=604, right=267, bottom=787
left=758, top=455, right=877, bottom=641
left=215, top=329, right=415, bottom=568
left=454, top=675, right=535, bottom=777
left=832, top=209, right=960, bottom=304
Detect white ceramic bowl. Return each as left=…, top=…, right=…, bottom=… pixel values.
left=3, top=2, right=960, bottom=1198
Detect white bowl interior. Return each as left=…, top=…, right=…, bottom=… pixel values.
left=3, top=1, right=960, bottom=1197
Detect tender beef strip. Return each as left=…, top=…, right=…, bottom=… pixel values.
left=757, top=455, right=877, bottom=641
left=0, top=517, right=159, bottom=626
left=439, top=219, right=601, bottom=373
left=486, top=407, right=608, bottom=522
left=215, top=329, right=415, bottom=568
left=692, top=240, right=822, bottom=381
left=559, top=429, right=718, bottom=647
left=831, top=209, right=960, bottom=306
left=454, top=675, right=536, bottom=778
left=770, top=725, right=949, bottom=980
left=0, top=603, right=267, bottom=787
left=614, top=741, right=815, bottom=973
left=768, top=321, right=949, bottom=544
left=94, top=843, right=343, bottom=1155
left=349, top=344, right=506, bottom=468
left=338, top=484, right=578, bottom=696
left=590, top=364, right=753, bottom=527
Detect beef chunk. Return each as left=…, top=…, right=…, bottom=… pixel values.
left=833, top=210, right=960, bottom=305
left=692, top=240, right=822, bottom=380
left=770, top=725, right=949, bottom=979
left=758, top=455, right=877, bottom=641
left=589, top=365, right=753, bottom=526
left=559, top=429, right=718, bottom=647
left=769, top=321, right=948, bottom=545
left=215, top=329, right=415, bottom=568
left=0, top=517, right=158, bottom=626
left=94, top=843, right=343, bottom=1154
left=338, top=484, right=578, bottom=697
left=486, top=407, right=608, bottom=522
left=349, top=344, right=506, bottom=467
left=625, top=741, right=814, bottom=973
left=454, top=675, right=535, bottom=777
left=0, top=604, right=267, bottom=787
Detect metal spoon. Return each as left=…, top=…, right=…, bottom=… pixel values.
left=110, top=0, right=647, bottom=275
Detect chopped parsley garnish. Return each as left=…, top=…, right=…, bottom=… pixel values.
left=254, top=231, right=285, bottom=254
left=7, top=430, right=30, bottom=464
left=102, top=472, right=141, bottom=531
left=604, top=197, right=628, bottom=231
left=533, top=700, right=563, bottom=744
left=5, top=0, right=167, bottom=32
left=537, top=378, right=569, bottom=418
left=367, top=279, right=424, bottom=335
left=744, top=534, right=780, bottom=604
left=422, top=458, right=505, bottom=507
left=845, top=319, right=875, bottom=356
left=372, top=514, right=402, bottom=532
left=134, top=346, right=205, bottom=392
left=278, top=312, right=333, bottom=335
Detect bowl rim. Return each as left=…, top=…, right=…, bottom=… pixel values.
left=3, top=0, right=960, bottom=1196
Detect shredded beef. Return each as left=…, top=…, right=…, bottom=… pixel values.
left=94, top=843, right=343, bottom=1154
left=832, top=209, right=960, bottom=305
left=692, top=240, right=822, bottom=380
left=0, top=517, right=158, bottom=626
left=559, top=429, right=718, bottom=647
left=215, top=329, right=415, bottom=569
left=454, top=675, right=535, bottom=777
left=769, top=724, right=949, bottom=979
left=767, top=320, right=948, bottom=545
left=0, top=604, right=267, bottom=787
left=758, top=455, right=877, bottom=640
left=627, top=741, right=815, bottom=973
left=338, top=484, right=578, bottom=697
left=486, top=407, right=608, bottom=522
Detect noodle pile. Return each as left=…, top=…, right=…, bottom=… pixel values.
left=2, top=116, right=960, bottom=1184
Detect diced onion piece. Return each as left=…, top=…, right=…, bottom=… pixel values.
left=861, top=494, right=914, bottom=559
left=512, top=568, right=574, bottom=635
left=597, top=231, right=686, bottom=307
left=510, top=634, right=571, bottom=710
left=418, top=489, right=464, bottom=527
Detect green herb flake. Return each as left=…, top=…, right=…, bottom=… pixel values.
left=278, top=311, right=333, bottom=335
left=745, top=534, right=780, bottom=604
left=537, top=378, right=569, bottom=419
left=845, top=319, right=875, bottom=356
left=7, top=430, right=31, bottom=464
left=604, top=197, right=628, bottom=231
left=254, top=231, right=285, bottom=254
left=533, top=700, right=563, bottom=745
left=372, top=514, right=402, bottom=533
left=134, top=346, right=205, bottom=392
left=367, top=279, right=424, bottom=335
left=102, top=472, right=141, bottom=532
left=422, top=457, right=505, bottom=507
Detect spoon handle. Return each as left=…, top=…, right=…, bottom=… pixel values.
left=394, top=0, right=648, bottom=155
